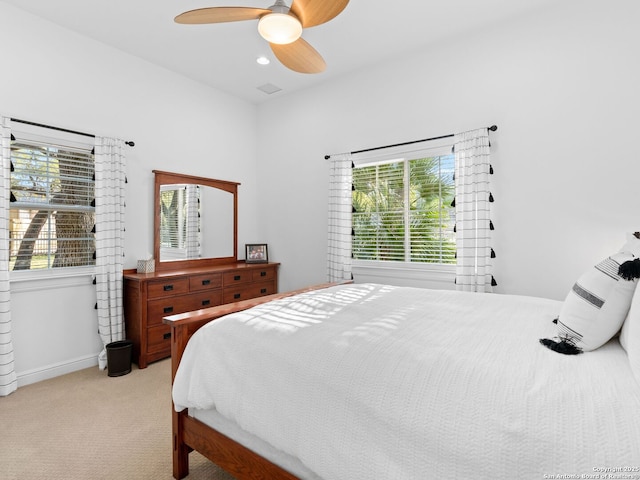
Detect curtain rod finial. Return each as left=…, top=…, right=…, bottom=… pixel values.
left=324, top=155, right=331, bottom=160
left=488, top=125, right=497, bottom=132
left=125, top=141, right=135, bottom=147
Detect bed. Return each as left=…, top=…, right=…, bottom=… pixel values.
left=164, top=282, right=640, bottom=480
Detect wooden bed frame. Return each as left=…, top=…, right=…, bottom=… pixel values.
left=163, top=282, right=340, bottom=480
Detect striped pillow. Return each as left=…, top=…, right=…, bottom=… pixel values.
left=542, top=252, right=638, bottom=354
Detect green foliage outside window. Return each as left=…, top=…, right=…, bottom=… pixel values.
left=352, top=155, right=456, bottom=264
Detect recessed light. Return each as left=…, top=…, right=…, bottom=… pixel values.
left=256, top=56, right=270, bottom=66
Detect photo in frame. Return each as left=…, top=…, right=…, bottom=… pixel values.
left=245, top=244, right=268, bottom=264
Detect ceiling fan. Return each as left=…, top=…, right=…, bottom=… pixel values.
left=174, top=0, right=349, bottom=74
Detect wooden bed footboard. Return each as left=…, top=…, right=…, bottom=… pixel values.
left=163, top=282, right=342, bottom=479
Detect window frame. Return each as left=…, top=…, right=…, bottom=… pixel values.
left=9, top=126, right=96, bottom=278
left=351, top=139, right=456, bottom=281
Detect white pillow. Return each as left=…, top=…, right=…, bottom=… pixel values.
left=541, top=234, right=640, bottom=355
left=620, top=281, right=640, bottom=382
left=560, top=253, right=637, bottom=350
left=541, top=252, right=639, bottom=354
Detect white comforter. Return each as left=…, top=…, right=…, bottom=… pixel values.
left=173, top=283, right=640, bottom=480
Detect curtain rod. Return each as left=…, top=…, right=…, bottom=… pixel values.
left=324, top=125, right=497, bottom=160
left=11, top=118, right=135, bottom=147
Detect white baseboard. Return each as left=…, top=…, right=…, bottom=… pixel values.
left=17, top=353, right=100, bottom=387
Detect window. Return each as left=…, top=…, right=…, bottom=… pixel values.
left=352, top=151, right=456, bottom=265
left=159, top=184, right=201, bottom=261
left=159, top=186, right=186, bottom=250
left=10, top=133, right=95, bottom=271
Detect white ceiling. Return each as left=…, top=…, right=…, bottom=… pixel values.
left=3, top=0, right=558, bottom=104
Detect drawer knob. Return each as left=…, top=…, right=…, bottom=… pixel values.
left=234, top=275, right=241, bottom=281
left=202, top=299, right=210, bottom=306
left=202, top=279, right=211, bottom=285
left=163, top=306, right=174, bottom=314
left=234, top=293, right=241, bottom=299
left=163, top=332, right=171, bottom=340
left=260, top=271, right=267, bottom=277
left=163, top=284, right=174, bottom=291
left=261, top=288, right=267, bottom=294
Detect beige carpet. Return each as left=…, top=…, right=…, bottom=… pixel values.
left=0, top=358, right=236, bottom=480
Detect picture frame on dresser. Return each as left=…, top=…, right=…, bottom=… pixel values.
left=245, top=243, right=268, bottom=263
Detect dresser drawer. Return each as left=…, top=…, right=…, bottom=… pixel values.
left=252, top=267, right=277, bottom=282
left=147, top=278, right=189, bottom=299
left=148, top=295, right=200, bottom=326
left=189, top=273, right=223, bottom=292
left=249, top=281, right=277, bottom=298
left=148, top=291, right=224, bottom=325
left=223, top=271, right=252, bottom=286
left=223, top=281, right=276, bottom=304
left=185, top=291, right=223, bottom=311
left=147, top=324, right=172, bottom=354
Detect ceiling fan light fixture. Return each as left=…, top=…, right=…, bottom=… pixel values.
left=258, top=12, right=302, bottom=45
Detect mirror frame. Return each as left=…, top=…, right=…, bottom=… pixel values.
left=153, top=170, right=239, bottom=272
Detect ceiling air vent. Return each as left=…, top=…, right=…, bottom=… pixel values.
left=257, top=83, right=282, bottom=95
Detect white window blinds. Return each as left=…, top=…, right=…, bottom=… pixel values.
left=352, top=142, right=456, bottom=265
left=10, top=129, right=95, bottom=270
left=159, top=184, right=201, bottom=260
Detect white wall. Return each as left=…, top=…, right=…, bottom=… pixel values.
left=257, top=0, right=640, bottom=298
left=0, top=2, right=260, bottom=384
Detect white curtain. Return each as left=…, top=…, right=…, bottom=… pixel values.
left=454, top=128, right=494, bottom=292
left=95, top=137, right=127, bottom=370
left=327, top=153, right=353, bottom=283
left=0, top=117, right=16, bottom=396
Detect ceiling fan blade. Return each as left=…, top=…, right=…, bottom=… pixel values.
left=175, top=7, right=270, bottom=25
left=270, top=38, right=326, bottom=74
left=290, top=0, right=349, bottom=28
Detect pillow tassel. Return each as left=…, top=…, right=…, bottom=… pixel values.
left=618, top=258, right=640, bottom=281
left=539, top=337, right=583, bottom=355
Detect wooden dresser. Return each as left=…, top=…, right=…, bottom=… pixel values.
left=123, top=262, right=279, bottom=368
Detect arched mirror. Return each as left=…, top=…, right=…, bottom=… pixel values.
left=153, top=170, right=239, bottom=272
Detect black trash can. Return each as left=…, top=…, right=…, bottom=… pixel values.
left=106, top=340, right=133, bottom=377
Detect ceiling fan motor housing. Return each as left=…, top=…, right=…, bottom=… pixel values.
left=269, top=0, right=293, bottom=14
